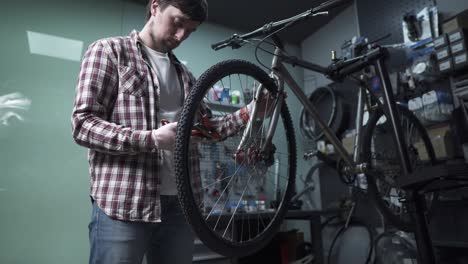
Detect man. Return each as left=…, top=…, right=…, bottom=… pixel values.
left=71, top=0, right=276, bottom=261
left=71, top=0, right=253, bottom=263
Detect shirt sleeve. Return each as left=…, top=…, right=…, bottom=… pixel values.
left=203, top=106, right=247, bottom=139
left=71, top=40, right=156, bottom=154
left=181, top=67, right=248, bottom=139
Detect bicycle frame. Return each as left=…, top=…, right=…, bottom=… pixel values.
left=240, top=44, right=413, bottom=177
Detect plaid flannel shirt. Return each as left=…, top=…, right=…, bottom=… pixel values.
left=72, top=31, right=246, bottom=222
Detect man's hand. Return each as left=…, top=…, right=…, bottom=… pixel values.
left=152, top=121, right=178, bottom=151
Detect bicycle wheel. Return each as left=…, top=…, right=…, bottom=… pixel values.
left=361, top=105, right=436, bottom=231
left=175, top=59, right=296, bottom=257
left=299, top=86, right=337, bottom=140
left=299, top=85, right=347, bottom=141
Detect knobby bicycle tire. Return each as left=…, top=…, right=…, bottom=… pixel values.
left=361, top=105, right=436, bottom=231
left=175, top=59, right=297, bottom=257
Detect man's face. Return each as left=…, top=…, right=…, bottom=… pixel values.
left=151, top=4, right=200, bottom=52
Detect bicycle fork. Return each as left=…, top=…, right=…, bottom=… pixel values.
left=236, top=76, right=285, bottom=163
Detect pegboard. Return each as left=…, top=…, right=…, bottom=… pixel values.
left=197, top=129, right=269, bottom=212
left=356, top=0, right=436, bottom=45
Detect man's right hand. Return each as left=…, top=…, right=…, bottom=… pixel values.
left=152, top=121, right=178, bottom=151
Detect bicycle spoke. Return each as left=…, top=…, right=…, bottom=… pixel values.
left=223, top=173, right=254, bottom=238
left=205, top=161, right=247, bottom=221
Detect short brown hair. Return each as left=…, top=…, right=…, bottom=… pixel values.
left=145, top=0, right=208, bottom=22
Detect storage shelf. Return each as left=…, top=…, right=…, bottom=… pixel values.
left=207, top=102, right=242, bottom=113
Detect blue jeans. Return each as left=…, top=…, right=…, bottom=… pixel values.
left=88, top=196, right=195, bottom=264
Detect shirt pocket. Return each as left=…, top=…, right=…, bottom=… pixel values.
left=111, top=66, right=150, bottom=129
left=118, top=66, right=148, bottom=97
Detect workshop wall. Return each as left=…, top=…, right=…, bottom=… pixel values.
left=0, top=1, right=302, bottom=263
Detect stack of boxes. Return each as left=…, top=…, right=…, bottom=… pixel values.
left=439, top=9, right=468, bottom=162
left=449, top=29, right=468, bottom=71
left=450, top=29, right=468, bottom=100
left=435, top=29, right=468, bottom=74
left=435, top=8, right=468, bottom=75
left=434, top=9, right=468, bottom=101
left=435, top=33, right=452, bottom=73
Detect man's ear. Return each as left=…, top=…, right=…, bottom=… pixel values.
left=151, top=0, right=159, bottom=16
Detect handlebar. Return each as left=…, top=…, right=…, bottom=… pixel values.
left=211, top=0, right=353, bottom=51
left=211, top=34, right=243, bottom=51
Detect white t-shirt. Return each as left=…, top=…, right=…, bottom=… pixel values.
left=142, top=44, right=183, bottom=195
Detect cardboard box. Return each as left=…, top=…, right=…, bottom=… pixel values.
left=442, top=9, right=468, bottom=33
left=449, top=29, right=463, bottom=43
left=341, top=134, right=355, bottom=154
left=450, top=40, right=466, bottom=54
left=438, top=57, right=453, bottom=74
left=433, top=34, right=448, bottom=48
left=278, top=231, right=304, bottom=264
left=436, top=46, right=451, bottom=61
left=414, top=124, right=454, bottom=160
left=454, top=52, right=468, bottom=70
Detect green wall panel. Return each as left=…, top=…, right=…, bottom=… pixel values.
left=0, top=1, right=303, bottom=263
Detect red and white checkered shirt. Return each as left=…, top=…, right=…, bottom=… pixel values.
left=72, top=31, right=246, bottom=222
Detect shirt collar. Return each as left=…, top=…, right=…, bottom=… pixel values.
left=131, top=30, right=182, bottom=66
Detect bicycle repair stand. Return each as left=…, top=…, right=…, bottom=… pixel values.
left=369, top=55, right=444, bottom=264
left=398, top=96, right=468, bottom=263
left=362, top=53, right=437, bottom=263
left=398, top=162, right=468, bottom=264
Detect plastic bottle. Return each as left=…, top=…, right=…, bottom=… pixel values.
left=231, top=90, right=242, bottom=104
left=221, top=87, right=231, bottom=104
